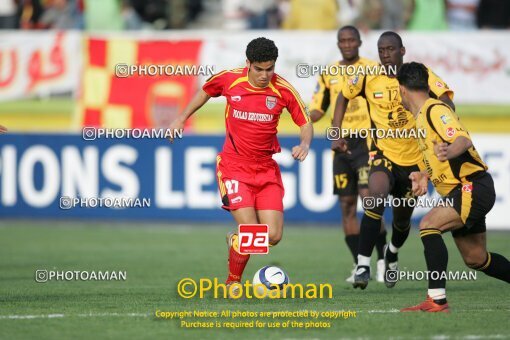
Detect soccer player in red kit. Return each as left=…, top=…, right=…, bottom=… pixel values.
left=169, top=37, right=313, bottom=290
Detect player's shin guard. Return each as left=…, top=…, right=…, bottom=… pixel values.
left=391, top=222, right=410, bottom=249
left=345, top=234, right=359, bottom=264
left=358, top=210, right=383, bottom=259
left=420, top=228, right=448, bottom=301
left=375, top=229, right=387, bottom=260
left=227, top=234, right=250, bottom=284
left=473, top=252, right=510, bottom=283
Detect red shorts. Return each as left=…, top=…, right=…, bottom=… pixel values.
left=216, top=152, right=284, bottom=212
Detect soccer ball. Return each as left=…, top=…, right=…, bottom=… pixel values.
left=252, top=266, right=289, bottom=297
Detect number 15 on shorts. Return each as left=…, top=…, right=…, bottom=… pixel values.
left=238, top=224, right=269, bottom=254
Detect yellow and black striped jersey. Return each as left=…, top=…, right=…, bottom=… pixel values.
left=309, top=57, right=377, bottom=131
left=416, top=98, right=487, bottom=196
left=343, top=66, right=454, bottom=166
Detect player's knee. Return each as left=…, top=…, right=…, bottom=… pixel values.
left=393, top=214, right=412, bottom=231
left=463, top=252, right=487, bottom=269
left=269, top=232, right=282, bottom=246
left=268, top=226, right=283, bottom=246
left=418, top=216, right=434, bottom=230
left=368, top=175, right=390, bottom=197
left=340, top=196, right=357, bottom=218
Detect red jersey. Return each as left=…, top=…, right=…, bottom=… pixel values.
left=202, top=67, right=310, bottom=159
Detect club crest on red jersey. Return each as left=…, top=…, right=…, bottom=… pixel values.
left=266, top=96, right=277, bottom=110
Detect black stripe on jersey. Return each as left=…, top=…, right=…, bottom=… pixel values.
left=320, top=74, right=331, bottom=112
left=429, top=90, right=438, bottom=99
left=360, top=75, right=367, bottom=99
left=368, top=106, right=380, bottom=152
left=425, top=103, right=451, bottom=143
left=426, top=103, right=485, bottom=181
left=448, top=150, right=486, bottom=182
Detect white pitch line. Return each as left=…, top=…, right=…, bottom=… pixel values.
left=0, top=313, right=148, bottom=320
left=0, top=314, right=65, bottom=320
left=366, top=309, right=400, bottom=313
left=365, top=309, right=509, bottom=313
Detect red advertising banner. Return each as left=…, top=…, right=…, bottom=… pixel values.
left=79, top=37, right=202, bottom=129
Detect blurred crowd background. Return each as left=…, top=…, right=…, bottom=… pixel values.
left=0, top=0, right=508, bottom=31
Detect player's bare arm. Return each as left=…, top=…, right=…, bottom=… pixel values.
left=292, top=121, right=313, bottom=162
left=0, top=125, right=7, bottom=134
left=432, top=136, right=472, bottom=161
left=309, top=109, right=325, bottom=123
left=409, top=171, right=429, bottom=196
left=168, top=89, right=211, bottom=142
left=331, top=93, right=349, bottom=153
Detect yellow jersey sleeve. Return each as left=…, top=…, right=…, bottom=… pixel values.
left=427, top=69, right=454, bottom=101
left=309, top=74, right=330, bottom=113
left=427, top=105, right=470, bottom=144
left=342, top=74, right=365, bottom=100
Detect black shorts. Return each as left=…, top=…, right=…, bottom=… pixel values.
left=333, top=138, right=369, bottom=196
left=369, top=153, right=420, bottom=199
left=446, top=172, right=496, bottom=238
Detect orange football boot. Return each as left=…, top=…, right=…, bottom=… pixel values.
left=401, top=296, right=449, bottom=313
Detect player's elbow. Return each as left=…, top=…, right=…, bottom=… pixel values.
left=463, top=137, right=473, bottom=150
left=309, top=110, right=324, bottom=123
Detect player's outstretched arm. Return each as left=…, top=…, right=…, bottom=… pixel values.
left=168, top=89, right=211, bottom=142
left=0, top=125, right=7, bottom=134
left=409, top=171, right=429, bottom=196
left=331, top=93, right=349, bottom=153
left=292, top=122, right=313, bottom=162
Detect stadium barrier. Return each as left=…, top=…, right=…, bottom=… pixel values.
left=0, top=133, right=508, bottom=229
left=0, top=30, right=509, bottom=105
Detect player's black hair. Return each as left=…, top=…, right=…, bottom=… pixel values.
left=338, top=25, right=361, bottom=41
left=397, top=62, right=429, bottom=91
left=246, top=37, right=278, bottom=63
left=379, top=31, right=403, bottom=47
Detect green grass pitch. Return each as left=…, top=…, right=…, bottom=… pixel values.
left=1, top=222, right=509, bottom=339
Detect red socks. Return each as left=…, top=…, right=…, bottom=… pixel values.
left=226, top=235, right=250, bottom=284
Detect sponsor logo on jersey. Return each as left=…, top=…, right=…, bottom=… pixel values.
left=432, top=173, right=447, bottom=186
left=231, top=96, right=241, bottom=102
left=446, top=127, right=456, bottom=138
left=440, top=114, right=451, bottom=125
left=348, top=75, right=359, bottom=86
left=435, top=81, right=444, bottom=88
left=462, top=183, right=473, bottom=193
left=388, top=109, right=409, bottom=129
left=232, top=109, right=274, bottom=122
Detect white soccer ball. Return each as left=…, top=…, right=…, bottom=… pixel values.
left=252, top=266, right=289, bottom=297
